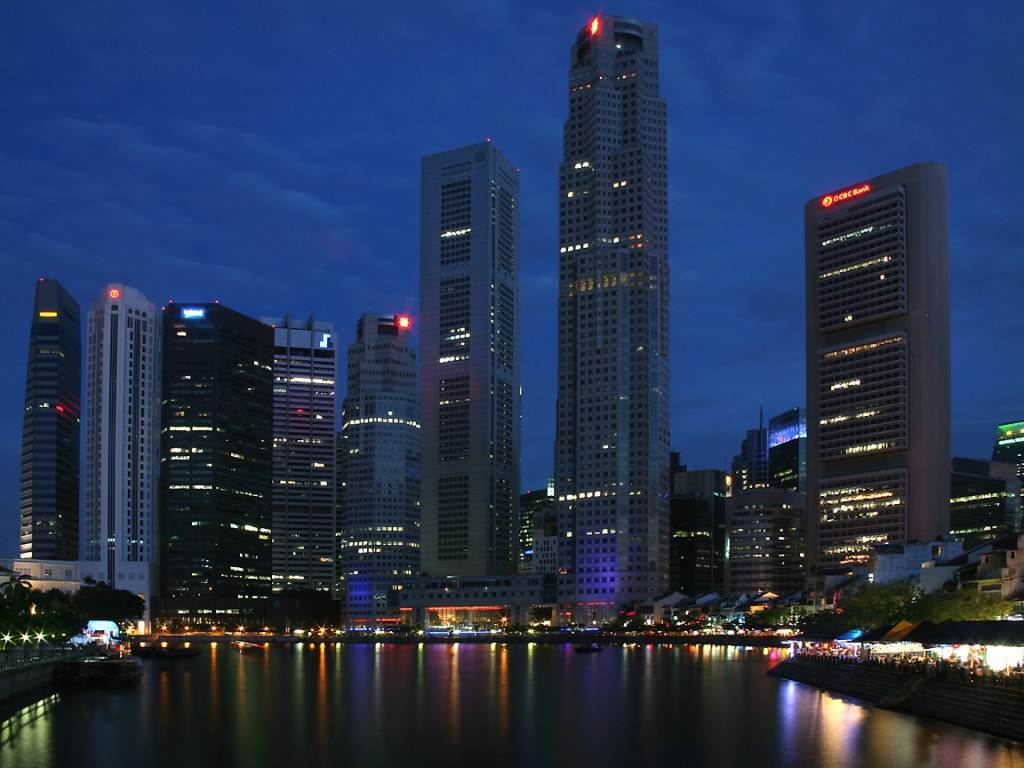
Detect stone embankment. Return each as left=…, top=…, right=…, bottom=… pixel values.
left=769, top=656, right=1024, bottom=743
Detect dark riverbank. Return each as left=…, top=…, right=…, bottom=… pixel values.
left=149, top=632, right=788, bottom=647
left=769, top=656, right=1024, bottom=743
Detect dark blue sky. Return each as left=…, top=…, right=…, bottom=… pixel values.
left=1, top=2, right=1021, bottom=556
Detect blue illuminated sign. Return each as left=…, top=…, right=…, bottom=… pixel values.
left=769, top=423, right=806, bottom=448
left=181, top=307, right=206, bottom=320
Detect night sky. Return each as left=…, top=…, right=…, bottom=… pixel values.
left=1, top=2, right=1021, bottom=557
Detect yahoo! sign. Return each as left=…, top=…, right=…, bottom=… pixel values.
left=821, top=183, right=871, bottom=209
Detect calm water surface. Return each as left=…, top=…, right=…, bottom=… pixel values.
left=1, top=643, right=1022, bottom=767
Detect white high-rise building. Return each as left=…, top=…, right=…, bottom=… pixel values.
left=555, top=16, right=671, bottom=623
left=83, top=284, right=160, bottom=610
left=263, top=315, right=338, bottom=594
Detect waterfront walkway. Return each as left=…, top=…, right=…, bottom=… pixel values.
left=0, top=646, right=88, bottom=707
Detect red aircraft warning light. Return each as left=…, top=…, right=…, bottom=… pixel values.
left=821, top=183, right=872, bottom=209
left=396, top=315, right=412, bottom=330
left=108, top=288, right=121, bottom=300
left=590, top=16, right=600, bottom=36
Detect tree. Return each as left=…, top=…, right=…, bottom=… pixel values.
left=911, top=589, right=1012, bottom=623
left=838, top=581, right=919, bottom=629
left=0, top=572, right=33, bottom=614
left=72, top=581, right=145, bottom=627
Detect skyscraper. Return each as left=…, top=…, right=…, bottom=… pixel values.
left=338, top=313, right=420, bottom=627
left=519, top=482, right=555, bottom=574
left=555, top=15, right=670, bottom=622
left=263, top=316, right=337, bottom=594
left=419, top=142, right=520, bottom=578
left=992, top=422, right=1024, bottom=482
left=669, top=456, right=726, bottom=595
left=83, top=284, right=159, bottom=602
left=731, top=411, right=769, bottom=493
left=806, top=163, right=951, bottom=585
left=768, top=407, right=807, bottom=493
left=950, top=457, right=1021, bottom=549
left=159, top=303, right=273, bottom=626
left=20, top=278, right=81, bottom=561
left=726, top=487, right=805, bottom=595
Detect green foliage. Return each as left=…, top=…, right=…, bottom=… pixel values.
left=814, top=580, right=1016, bottom=633
left=912, top=589, right=1012, bottom=623
left=72, top=581, right=145, bottom=627
left=0, top=574, right=83, bottom=643
left=839, top=580, right=920, bottom=629
left=746, top=605, right=806, bottom=629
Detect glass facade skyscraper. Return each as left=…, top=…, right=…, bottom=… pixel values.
left=159, top=303, right=273, bottom=626
left=669, top=456, right=726, bottom=595
left=338, top=314, right=420, bottom=627
left=555, top=15, right=670, bottom=622
left=19, top=278, right=81, bottom=561
left=419, top=142, right=520, bottom=578
left=768, top=407, right=807, bottom=493
left=806, top=163, right=951, bottom=583
left=263, top=316, right=337, bottom=595
left=731, top=411, right=769, bottom=493
left=950, top=457, right=1021, bottom=550
left=519, top=482, right=555, bottom=574
left=992, top=422, right=1024, bottom=482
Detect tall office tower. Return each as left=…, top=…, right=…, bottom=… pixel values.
left=950, top=458, right=1021, bottom=550
left=726, top=488, right=805, bottom=595
left=420, top=142, right=520, bottom=578
left=768, top=407, right=807, bottom=492
left=519, top=481, right=556, bottom=574
left=263, top=316, right=337, bottom=594
left=731, top=411, right=769, bottom=493
left=338, top=314, right=420, bottom=626
left=83, top=285, right=160, bottom=602
left=19, top=279, right=81, bottom=560
left=806, top=163, right=950, bottom=586
left=992, top=422, right=1024, bottom=482
left=669, top=455, right=726, bottom=595
left=555, top=15, right=670, bottom=623
left=159, top=303, right=273, bottom=626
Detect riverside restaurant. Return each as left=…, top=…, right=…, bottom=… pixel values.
left=790, top=620, right=1024, bottom=674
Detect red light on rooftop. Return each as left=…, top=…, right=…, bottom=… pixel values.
left=590, top=16, right=600, bottom=36
left=108, top=288, right=121, bottom=300
left=396, top=315, right=412, bottom=330
left=821, top=183, right=871, bottom=209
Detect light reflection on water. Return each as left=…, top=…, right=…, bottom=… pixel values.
left=0, top=643, right=1021, bottom=768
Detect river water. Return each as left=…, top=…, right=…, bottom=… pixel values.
left=1, top=643, right=1021, bottom=767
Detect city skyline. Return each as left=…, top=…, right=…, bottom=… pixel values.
left=2, top=3, right=1022, bottom=559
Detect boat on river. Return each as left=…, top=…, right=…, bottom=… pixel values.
left=132, top=642, right=200, bottom=659
left=56, top=656, right=144, bottom=687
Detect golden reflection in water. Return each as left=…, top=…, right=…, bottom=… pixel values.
left=524, top=642, right=535, bottom=715
left=317, top=642, right=328, bottom=753
left=817, top=690, right=866, bottom=766
left=159, top=669, right=171, bottom=723
left=447, top=643, right=461, bottom=747
left=496, top=645, right=509, bottom=740
left=209, top=640, right=219, bottom=729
